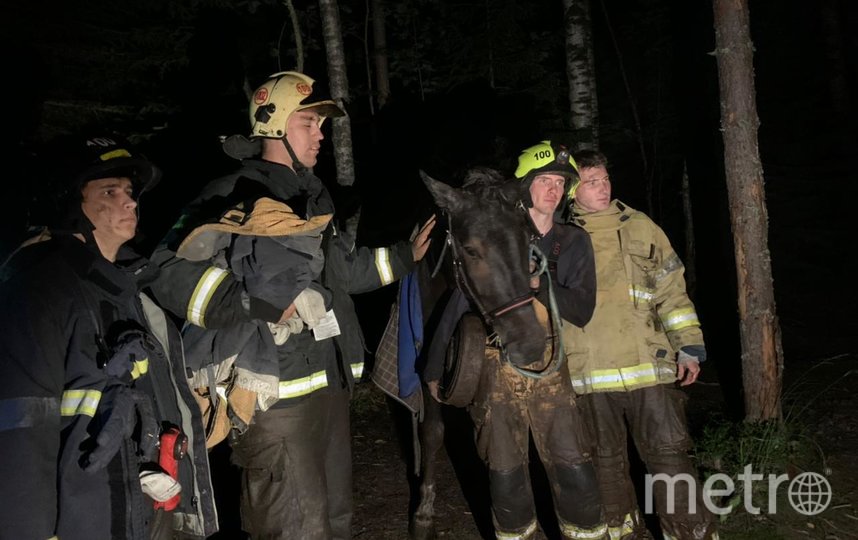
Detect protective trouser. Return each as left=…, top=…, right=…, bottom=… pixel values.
left=581, top=385, right=717, bottom=540
left=230, top=386, right=352, bottom=540
left=469, top=348, right=606, bottom=540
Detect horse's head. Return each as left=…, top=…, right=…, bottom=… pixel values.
left=421, top=169, right=547, bottom=367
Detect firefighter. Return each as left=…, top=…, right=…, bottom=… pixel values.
left=149, top=71, right=433, bottom=539
left=464, top=141, right=606, bottom=539
left=0, top=133, right=218, bottom=540
left=566, top=149, right=718, bottom=540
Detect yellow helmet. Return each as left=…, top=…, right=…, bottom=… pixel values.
left=514, top=140, right=579, bottom=200
left=248, top=71, right=345, bottom=139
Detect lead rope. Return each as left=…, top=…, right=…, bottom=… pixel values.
left=503, top=243, right=565, bottom=379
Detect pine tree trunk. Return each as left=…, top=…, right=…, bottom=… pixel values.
left=563, top=0, right=599, bottom=148
left=371, top=0, right=391, bottom=109
left=319, top=0, right=355, bottom=188
left=712, top=0, right=783, bottom=421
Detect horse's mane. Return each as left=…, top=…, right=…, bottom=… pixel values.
left=461, top=167, right=519, bottom=207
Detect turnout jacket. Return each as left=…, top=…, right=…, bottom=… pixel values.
left=564, top=200, right=704, bottom=394
left=150, top=159, right=415, bottom=407
left=0, top=235, right=217, bottom=540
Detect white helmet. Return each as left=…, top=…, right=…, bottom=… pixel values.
left=249, top=71, right=345, bottom=139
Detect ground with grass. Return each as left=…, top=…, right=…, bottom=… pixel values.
left=350, top=354, right=858, bottom=540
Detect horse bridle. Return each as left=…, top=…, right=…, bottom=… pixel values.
left=433, top=211, right=566, bottom=379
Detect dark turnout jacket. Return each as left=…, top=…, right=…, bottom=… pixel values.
left=0, top=235, right=217, bottom=540
left=150, top=158, right=415, bottom=406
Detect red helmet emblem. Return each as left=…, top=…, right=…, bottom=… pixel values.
left=296, top=83, right=312, bottom=96
left=253, top=88, right=269, bottom=105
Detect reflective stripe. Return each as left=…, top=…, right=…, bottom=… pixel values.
left=130, top=358, right=149, bottom=380
left=662, top=307, right=699, bottom=331
left=60, top=389, right=102, bottom=417
left=374, top=248, right=394, bottom=286
left=654, top=252, right=683, bottom=283
left=0, top=396, right=59, bottom=432
left=629, top=286, right=654, bottom=302
left=560, top=520, right=608, bottom=540
left=496, top=519, right=537, bottom=540
left=351, top=362, right=364, bottom=380
left=607, top=511, right=637, bottom=540
left=571, top=362, right=675, bottom=392
left=278, top=370, right=329, bottom=399
left=187, top=267, right=230, bottom=328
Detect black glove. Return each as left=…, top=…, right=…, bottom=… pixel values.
left=102, top=329, right=157, bottom=383
left=82, top=385, right=160, bottom=472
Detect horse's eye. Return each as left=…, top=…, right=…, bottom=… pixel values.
left=463, top=246, right=481, bottom=259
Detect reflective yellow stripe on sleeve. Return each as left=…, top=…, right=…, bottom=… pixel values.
left=278, top=370, right=329, bottom=399
left=187, top=267, right=230, bottom=328
left=374, top=247, right=395, bottom=285
left=351, top=362, right=364, bottom=380
left=662, top=307, right=700, bottom=332
left=60, top=389, right=102, bottom=417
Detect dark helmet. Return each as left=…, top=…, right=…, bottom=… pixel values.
left=37, top=132, right=161, bottom=232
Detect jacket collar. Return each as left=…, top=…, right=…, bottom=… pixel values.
left=571, top=199, right=635, bottom=231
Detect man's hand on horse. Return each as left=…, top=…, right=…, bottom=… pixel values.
left=412, top=215, right=436, bottom=262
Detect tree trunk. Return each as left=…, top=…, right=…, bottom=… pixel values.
left=712, top=0, right=783, bottom=422
left=282, top=0, right=304, bottom=72
left=371, top=0, right=391, bottom=109
left=319, top=0, right=355, bottom=189
left=563, top=0, right=599, bottom=149
left=680, top=161, right=697, bottom=301
left=820, top=0, right=848, bottom=117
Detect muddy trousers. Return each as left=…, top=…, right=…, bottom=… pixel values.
left=230, top=387, right=352, bottom=540
left=581, top=385, right=717, bottom=540
left=469, top=350, right=606, bottom=540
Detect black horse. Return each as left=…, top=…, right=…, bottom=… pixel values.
left=375, top=168, right=551, bottom=539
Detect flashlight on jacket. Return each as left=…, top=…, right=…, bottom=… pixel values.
left=154, top=426, right=187, bottom=511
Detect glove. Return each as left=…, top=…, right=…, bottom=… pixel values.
left=267, top=316, right=304, bottom=345
left=82, top=386, right=159, bottom=472
left=102, top=329, right=157, bottom=383
left=294, top=288, right=329, bottom=329
left=139, top=469, right=182, bottom=502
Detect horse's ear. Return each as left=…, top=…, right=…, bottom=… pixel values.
left=499, top=179, right=523, bottom=205
left=420, top=170, right=463, bottom=213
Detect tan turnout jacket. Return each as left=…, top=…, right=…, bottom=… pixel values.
left=562, top=200, right=703, bottom=394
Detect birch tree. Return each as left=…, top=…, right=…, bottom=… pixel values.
left=563, top=0, right=599, bottom=148
left=712, top=0, right=783, bottom=421
left=319, top=0, right=355, bottom=189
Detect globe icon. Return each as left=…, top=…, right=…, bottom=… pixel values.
left=788, top=472, right=832, bottom=516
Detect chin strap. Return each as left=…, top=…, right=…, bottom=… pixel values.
left=280, top=137, right=308, bottom=177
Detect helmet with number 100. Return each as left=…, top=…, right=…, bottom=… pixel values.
left=248, top=71, right=345, bottom=139
left=514, top=140, right=580, bottom=201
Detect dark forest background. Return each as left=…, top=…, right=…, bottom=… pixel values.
left=2, top=0, right=857, bottom=414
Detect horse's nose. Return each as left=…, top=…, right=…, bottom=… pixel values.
left=505, top=332, right=548, bottom=367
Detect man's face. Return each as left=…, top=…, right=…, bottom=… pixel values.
left=528, top=173, right=566, bottom=217
left=80, top=177, right=138, bottom=249
left=285, top=110, right=324, bottom=168
left=575, top=165, right=611, bottom=213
